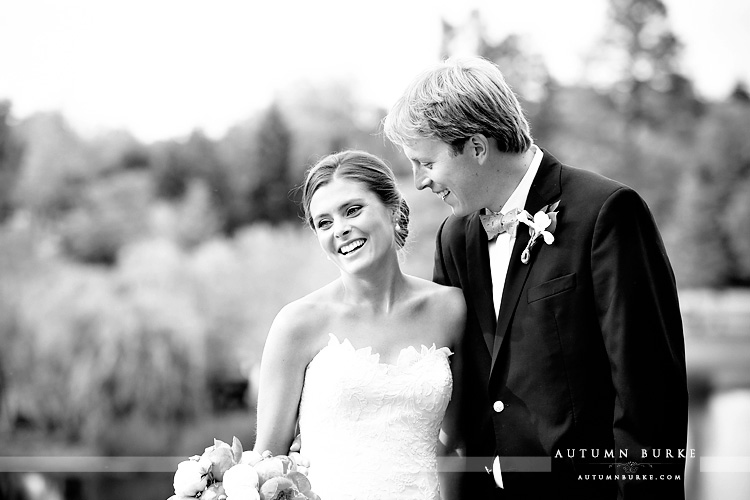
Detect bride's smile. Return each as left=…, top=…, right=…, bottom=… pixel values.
left=338, top=238, right=366, bottom=255
left=309, top=177, right=399, bottom=272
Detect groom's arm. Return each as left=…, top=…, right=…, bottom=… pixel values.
left=433, top=218, right=473, bottom=499
left=591, top=187, right=688, bottom=499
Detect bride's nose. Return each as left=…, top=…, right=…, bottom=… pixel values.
left=334, top=223, right=351, bottom=239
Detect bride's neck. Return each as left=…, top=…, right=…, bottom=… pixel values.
left=338, top=260, right=407, bottom=314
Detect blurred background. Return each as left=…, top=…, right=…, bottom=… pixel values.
left=1, top=0, right=749, bottom=498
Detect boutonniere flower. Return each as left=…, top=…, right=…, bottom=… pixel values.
left=517, top=200, right=560, bottom=264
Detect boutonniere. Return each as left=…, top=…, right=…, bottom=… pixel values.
left=517, top=200, right=560, bottom=264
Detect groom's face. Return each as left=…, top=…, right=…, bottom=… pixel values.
left=403, top=137, right=486, bottom=217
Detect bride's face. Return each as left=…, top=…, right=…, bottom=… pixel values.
left=309, top=177, right=397, bottom=274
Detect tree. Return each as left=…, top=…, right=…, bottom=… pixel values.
left=667, top=100, right=750, bottom=287
left=217, top=118, right=260, bottom=233
left=587, top=0, right=699, bottom=126
left=58, top=171, right=153, bottom=264
left=151, top=140, right=192, bottom=201
left=730, top=81, right=750, bottom=104
left=248, top=103, right=297, bottom=224
left=0, top=102, right=24, bottom=223
left=12, top=112, right=92, bottom=219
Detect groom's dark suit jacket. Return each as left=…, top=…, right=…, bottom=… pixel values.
left=434, top=150, right=688, bottom=499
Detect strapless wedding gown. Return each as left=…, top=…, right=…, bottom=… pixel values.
left=298, top=333, right=453, bottom=500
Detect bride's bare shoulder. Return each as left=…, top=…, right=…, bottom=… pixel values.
left=407, top=276, right=465, bottom=311
left=269, top=281, right=340, bottom=344
left=405, top=276, right=466, bottom=344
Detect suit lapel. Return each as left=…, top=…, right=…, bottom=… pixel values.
left=490, top=150, right=563, bottom=374
left=465, top=213, right=497, bottom=355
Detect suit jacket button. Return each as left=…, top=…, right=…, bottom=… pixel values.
left=493, top=401, right=505, bottom=413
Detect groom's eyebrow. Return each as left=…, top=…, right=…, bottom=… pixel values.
left=410, top=153, right=433, bottom=164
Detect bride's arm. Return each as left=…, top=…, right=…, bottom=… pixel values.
left=253, top=303, right=312, bottom=456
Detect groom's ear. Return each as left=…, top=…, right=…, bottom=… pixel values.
left=467, top=134, right=489, bottom=164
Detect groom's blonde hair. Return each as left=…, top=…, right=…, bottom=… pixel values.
left=383, top=56, right=532, bottom=155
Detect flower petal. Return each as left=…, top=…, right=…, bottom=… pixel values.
left=547, top=212, right=558, bottom=233
left=534, top=211, right=551, bottom=230
left=518, top=210, right=533, bottom=226
left=542, top=231, right=555, bottom=245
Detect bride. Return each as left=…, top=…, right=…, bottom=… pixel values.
left=253, top=150, right=465, bottom=500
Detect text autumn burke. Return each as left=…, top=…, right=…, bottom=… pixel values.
left=555, top=449, right=697, bottom=459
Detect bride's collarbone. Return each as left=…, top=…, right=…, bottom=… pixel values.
left=317, top=297, right=453, bottom=354
left=323, top=321, right=442, bottom=361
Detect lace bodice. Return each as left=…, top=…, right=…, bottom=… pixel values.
left=298, top=334, right=453, bottom=500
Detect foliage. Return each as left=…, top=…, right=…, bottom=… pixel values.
left=0, top=222, right=337, bottom=450
left=12, top=112, right=94, bottom=218
left=56, top=171, right=154, bottom=264
left=0, top=101, right=24, bottom=223
left=248, top=103, right=297, bottom=224
left=1, top=7, right=749, bottom=458
left=666, top=100, right=750, bottom=287
left=587, top=0, right=701, bottom=127
left=150, top=179, right=224, bottom=250
left=151, top=131, right=230, bottom=208
left=216, top=118, right=262, bottom=233
left=275, top=80, right=408, bottom=178
left=0, top=229, right=208, bottom=447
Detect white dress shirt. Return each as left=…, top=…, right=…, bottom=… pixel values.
left=487, top=145, right=543, bottom=489
left=488, top=145, right=544, bottom=317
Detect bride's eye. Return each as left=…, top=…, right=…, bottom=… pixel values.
left=316, top=219, right=332, bottom=230
left=346, top=205, right=362, bottom=217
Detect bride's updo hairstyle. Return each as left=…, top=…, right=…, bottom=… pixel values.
left=302, top=150, right=410, bottom=249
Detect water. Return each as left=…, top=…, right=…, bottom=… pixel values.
left=5, top=388, right=749, bottom=500
left=694, top=389, right=750, bottom=500
left=1, top=471, right=174, bottom=500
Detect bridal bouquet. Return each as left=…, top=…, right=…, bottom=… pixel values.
left=168, top=437, right=320, bottom=500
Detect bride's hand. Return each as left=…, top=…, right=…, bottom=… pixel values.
left=288, top=434, right=311, bottom=475
left=289, top=433, right=302, bottom=453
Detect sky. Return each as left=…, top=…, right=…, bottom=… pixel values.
left=1, top=0, right=749, bottom=142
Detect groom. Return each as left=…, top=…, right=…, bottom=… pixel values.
left=384, top=56, right=688, bottom=499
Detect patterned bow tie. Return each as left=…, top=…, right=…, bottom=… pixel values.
left=479, top=208, right=520, bottom=240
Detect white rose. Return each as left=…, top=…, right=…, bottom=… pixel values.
left=240, top=450, right=264, bottom=466
left=227, top=487, right=261, bottom=500
left=173, top=459, right=209, bottom=497
left=223, top=463, right=260, bottom=496
left=225, top=486, right=260, bottom=500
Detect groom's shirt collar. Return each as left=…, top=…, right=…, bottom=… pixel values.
left=487, top=144, right=543, bottom=318
left=499, top=144, right=543, bottom=215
